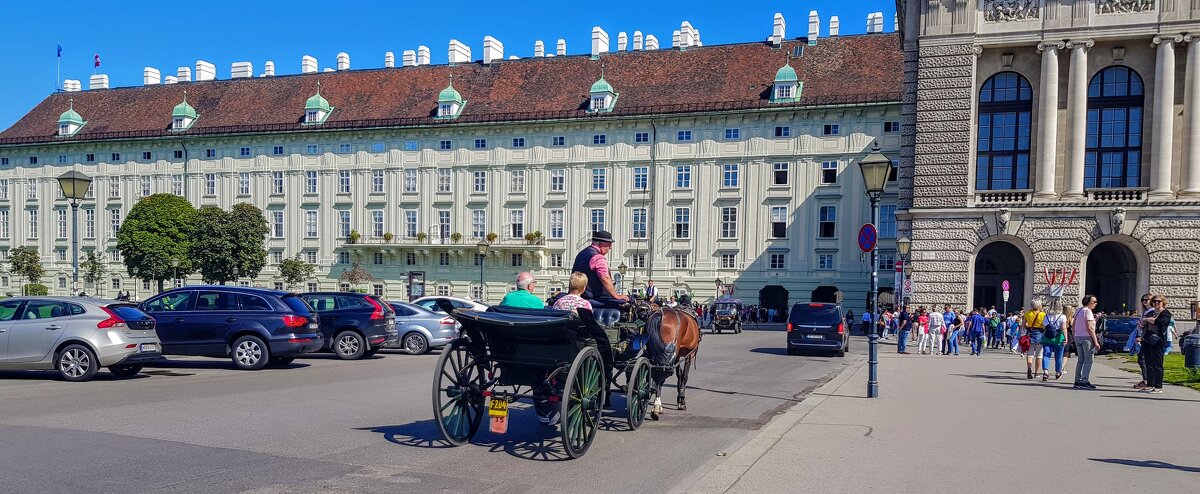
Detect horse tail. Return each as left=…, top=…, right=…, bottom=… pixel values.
left=645, top=310, right=670, bottom=366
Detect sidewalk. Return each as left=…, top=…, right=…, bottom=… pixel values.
left=681, top=338, right=1199, bottom=494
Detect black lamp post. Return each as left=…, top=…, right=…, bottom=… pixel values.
left=476, top=240, right=489, bottom=302
left=617, top=262, right=628, bottom=295
left=171, top=258, right=180, bottom=287
left=857, top=140, right=893, bottom=399
left=897, top=235, right=912, bottom=308
left=56, top=171, right=92, bottom=296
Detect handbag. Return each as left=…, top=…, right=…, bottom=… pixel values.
left=1142, top=332, right=1163, bottom=347
left=1018, top=335, right=1031, bottom=353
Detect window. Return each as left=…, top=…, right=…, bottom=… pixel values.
left=818, top=206, right=835, bottom=238
left=374, top=252, right=385, bottom=265
left=550, top=169, right=565, bottom=191
left=305, top=145, right=318, bottom=155
left=111, top=278, right=121, bottom=290
left=404, top=210, right=417, bottom=238
left=552, top=136, right=566, bottom=146
left=108, top=209, right=120, bottom=238
left=305, top=251, right=317, bottom=264
left=140, top=176, right=152, bottom=197
left=472, top=170, right=487, bottom=193
left=1085, top=66, right=1145, bottom=189
left=435, top=285, right=449, bottom=297
left=307, top=282, right=319, bottom=292
left=337, top=251, right=350, bottom=264
left=239, top=147, right=251, bottom=157
left=674, top=207, right=690, bottom=239
left=84, top=208, right=95, bottom=238
left=57, top=209, right=68, bottom=238
left=238, top=172, right=250, bottom=196
left=549, top=252, right=564, bottom=267
left=770, top=206, right=788, bottom=238
left=271, top=211, right=284, bottom=238
left=632, top=166, right=648, bottom=190
left=821, top=161, right=838, bottom=184
left=111, top=153, right=121, bottom=162
left=272, top=145, right=284, bottom=155
left=203, top=149, right=215, bottom=159
left=471, top=284, right=484, bottom=301
left=884, top=121, right=900, bottom=133
left=549, top=209, right=563, bottom=239
left=769, top=253, right=786, bottom=269
left=675, top=165, right=691, bottom=189
left=720, top=207, right=737, bottom=239
left=404, top=169, right=417, bottom=192
left=438, top=252, right=450, bottom=266
left=889, top=159, right=899, bottom=182
left=0, top=179, right=7, bottom=200
left=437, top=169, right=451, bottom=193
left=512, top=137, right=525, bottom=148
left=107, top=179, right=118, bottom=198
left=339, top=210, right=351, bottom=238
left=437, top=210, right=450, bottom=239
left=371, top=170, right=385, bottom=193
left=171, top=150, right=184, bottom=160
left=509, top=209, right=524, bottom=239
left=879, top=205, right=897, bottom=238
left=404, top=141, right=419, bottom=151
left=511, top=253, right=524, bottom=267
left=774, top=126, right=791, bottom=137
left=510, top=170, right=525, bottom=193
left=720, top=253, right=736, bottom=269
left=338, top=170, right=351, bottom=193
left=29, top=180, right=39, bottom=199
left=202, top=173, right=215, bottom=195
left=822, top=124, right=840, bottom=136
left=338, top=143, right=351, bottom=154
left=589, top=208, right=606, bottom=233
left=140, top=151, right=152, bottom=161
left=406, top=253, right=417, bottom=265
left=722, top=164, right=739, bottom=188
left=474, top=138, right=487, bottom=149
left=372, top=210, right=384, bottom=237
left=0, top=210, right=7, bottom=238
left=677, top=130, right=692, bottom=142
left=977, top=71, right=1034, bottom=190
left=878, top=250, right=896, bottom=271
left=471, top=209, right=487, bottom=238
left=591, top=168, right=607, bottom=191
left=273, top=251, right=285, bottom=264
left=85, top=153, right=95, bottom=162
left=28, top=156, right=38, bottom=165
left=305, top=171, right=319, bottom=194
left=725, top=128, right=740, bottom=139
left=57, top=155, right=68, bottom=164
left=27, top=210, right=37, bottom=238
left=631, top=253, right=646, bottom=268
left=635, top=132, right=649, bottom=143
left=592, top=134, right=607, bottom=145
left=776, top=84, right=793, bottom=100
left=818, top=254, right=835, bottom=270
left=672, top=254, right=689, bottom=269
left=773, top=162, right=789, bottom=185
left=0, top=158, right=7, bottom=166
left=439, top=140, right=452, bottom=150
left=272, top=171, right=285, bottom=194
left=631, top=208, right=647, bottom=239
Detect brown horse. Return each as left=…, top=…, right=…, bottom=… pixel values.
left=643, top=306, right=702, bottom=419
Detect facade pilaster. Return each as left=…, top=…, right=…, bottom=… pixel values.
left=1034, top=42, right=1064, bottom=200
left=1063, top=39, right=1093, bottom=200
left=1150, top=35, right=1182, bottom=200
left=1182, top=35, right=1200, bottom=197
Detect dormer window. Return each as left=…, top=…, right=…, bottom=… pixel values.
left=776, top=85, right=793, bottom=100
left=56, top=100, right=85, bottom=137
left=170, top=91, right=199, bottom=131
left=770, top=63, right=801, bottom=104
left=58, top=124, right=72, bottom=136
left=303, top=83, right=333, bottom=125
left=305, top=109, right=320, bottom=123
left=591, top=95, right=608, bottom=112
left=439, top=103, right=455, bottom=117
left=436, top=77, right=465, bottom=120
left=588, top=77, right=618, bottom=113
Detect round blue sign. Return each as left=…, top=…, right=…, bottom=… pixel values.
left=858, top=224, right=877, bottom=253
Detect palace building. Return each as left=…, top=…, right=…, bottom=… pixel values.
left=899, top=1, right=1200, bottom=318
left=0, top=13, right=902, bottom=313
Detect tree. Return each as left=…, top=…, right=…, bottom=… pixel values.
left=279, top=255, right=316, bottom=290
left=189, top=206, right=236, bottom=284
left=81, top=251, right=108, bottom=294
left=227, top=203, right=269, bottom=280
left=116, top=193, right=197, bottom=293
left=340, top=257, right=374, bottom=291
left=10, top=246, right=44, bottom=295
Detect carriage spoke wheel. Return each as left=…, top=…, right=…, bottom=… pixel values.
left=626, top=357, right=651, bottom=430
left=432, top=339, right=485, bottom=446
left=561, top=346, right=604, bottom=459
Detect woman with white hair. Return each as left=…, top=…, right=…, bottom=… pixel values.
left=553, top=272, right=593, bottom=315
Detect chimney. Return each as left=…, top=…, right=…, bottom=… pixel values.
left=483, top=36, right=504, bottom=64
left=143, top=67, right=161, bottom=85
left=177, top=66, right=192, bottom=82
left=336, top=52, right=350, bottom=70
left=402, top=50, right=417, bottom=66
left=772, top=13, right=786, bottom=47
left=63, top=79, right=81, bottom=92
left=417, top=46, right=431, bottom=65
left=617, top=32, right=628, bottom=51
left=808, top=11, right=820, bottom=44
left=894, top=13, right=899, bottom=31
left=867, top=12, right=884, bottom=33
left=671, top=30, right=680, bottom=48
left=301, top=55, right=318, bottom=74
left=534, top=40, right=545, bottom=57
left=195, top=60, right=216, bottom=81
left=693, top=28, right=702, bottom=46
left=384, top=52, right=395, bottom=68
left=448, top=39, right=471, bottom=64
left=263, top=61, right=275, bottom=77
left=88, top=74, right=109, bottom=90
left=230, top=61, right=253, bottom=79
left=680, top=21, right=696, bottom=48
left=645, top=35, right=659, bottom=50
left=556, top=38, right=567, bottom=56
left=591, top=27, right=609, bottom=57
left=163, top=76, right=178, bottom=85
left=508, top=55, right=518, bottom=60
left=633, top=31, right=644, bottom=50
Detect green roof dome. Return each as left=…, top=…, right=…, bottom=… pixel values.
left=58, top=105, right=84, bottom=126
left=172, top=99, right=198, bottom=119
left=774, top=64, right=798, bottom=83
left=438, top=84, right=464, bottom=104
left=305, top=91, right=332, bottom=112
left=590, top=77, right=614, bottom=94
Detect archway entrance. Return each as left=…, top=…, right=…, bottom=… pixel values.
left=974, top=241, right=1026, bottom=313
left=759, top=285, right=789, bottom=322
left=811, top=285, right=841, bottom=304
left=1086, top=241, right=1139, bottom=314
left=877, top=288, right=895, bottom=312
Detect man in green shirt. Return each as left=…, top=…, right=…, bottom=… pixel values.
left=500, top=272, right=544, bottom=309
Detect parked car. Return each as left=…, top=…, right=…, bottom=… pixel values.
left=786, top=302, right=848, bottom=357
left=300, top=292, right=397, bottom=359
left=0, top=297, right=161, bottom=381
left=1099, top=315, right=1138, bottom=354
left=387, top=301, right=457, bottom=354
left=411, top=296, right=488, bottom=314
left=140, top=286, right=323, bottom=370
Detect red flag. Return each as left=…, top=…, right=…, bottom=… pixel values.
left=94, top=54, right=101, bottom=68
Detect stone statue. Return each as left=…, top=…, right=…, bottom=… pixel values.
left=1111, top=207, right=1127, bottom=234
left=983, top=0, right=1041, bottom=22
left=1097, top=0, right=1155, bottom=14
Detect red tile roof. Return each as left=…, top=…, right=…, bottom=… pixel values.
left=0, top=34, right=901, bottom=145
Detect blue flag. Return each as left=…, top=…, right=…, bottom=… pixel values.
left=57, top=44, right=62, bottom=57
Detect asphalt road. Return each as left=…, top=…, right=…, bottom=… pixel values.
left=0, top=324, right=857, bottom=493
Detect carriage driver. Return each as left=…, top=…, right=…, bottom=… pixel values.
left=572, top=230, right=630, bottom=326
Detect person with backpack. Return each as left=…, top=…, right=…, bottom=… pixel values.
left=1040, top=305, right=1068, bottom=381
left=1021, top=300, right=1047, bottom=379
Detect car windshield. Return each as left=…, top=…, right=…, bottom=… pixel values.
left=108, top=305, right=151, bottom=321
left=791, top=305, right=840, bottom=326
left=1104, top=317, right=1137, bottom=334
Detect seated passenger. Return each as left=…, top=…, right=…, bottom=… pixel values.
left=552, top=272, right=593, bottom=315
left=499, top=272, right=544, bottom=309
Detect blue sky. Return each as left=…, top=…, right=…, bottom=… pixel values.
left=0, top=0, right=896, bottom=131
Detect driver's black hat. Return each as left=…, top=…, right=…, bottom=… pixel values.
left=591, top=230, right=614, bottom=244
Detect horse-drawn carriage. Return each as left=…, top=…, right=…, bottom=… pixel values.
left=431, top=299, right=698, bottom=459
left=711, top=297, right=743, bottom=334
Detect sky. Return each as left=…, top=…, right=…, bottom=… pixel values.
left=0, top=0, right=897, bottom=131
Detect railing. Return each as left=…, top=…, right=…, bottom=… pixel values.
left=344, top=237, right=547, bottom=248
left=975, top=190, right=1032, bottom=205
left=1085, top=187, right=1148, bottom=204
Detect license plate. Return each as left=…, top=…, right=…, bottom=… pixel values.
left=140, top=343, right=157, bottom=352
left=804, top=334, right=823, bottom=339
left=488, top=397, right=509, bottom=418
left=308, top=323, right=318, bottom=330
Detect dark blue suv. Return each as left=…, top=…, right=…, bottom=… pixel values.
left=140, top=286, right=323, bottom=369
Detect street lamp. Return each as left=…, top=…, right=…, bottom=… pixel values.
left=232, top=266, right=240, bottom=286
left=896, top=235, right=911, bottom=309
left=857, top=140, right=892, bottom=399
left=131, top=266, right=139, bottom=300
left=617, top=262, right=627, bottom=295
left=476, top=240, right=489, bottom=302
left=170, top=258, right=180, bottom=287
left=57, top=170, right=92, bottom=296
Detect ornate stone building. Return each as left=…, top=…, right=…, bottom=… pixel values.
left=899, top=1, right=1200, bottom=318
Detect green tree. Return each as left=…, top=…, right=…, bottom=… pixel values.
left=340, top=257, right=374, bottom=290
left=189, top=206, right=237, bottom=284
left=116, top=193, right=197, bottom=293
left=81, top=251, right=108, bottom=294
left=10, top=246, right=45, bottom=295
left=227, top=203, right=269, bottom=280
left=278, top=255, right=316, bottom=290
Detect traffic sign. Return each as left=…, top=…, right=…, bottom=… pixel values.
left=894, top=260, right=904, bottom=273
left=1001, top=279, right=1010, bottom=291
left=857, top=224, right=878, bottom=253
left=904, top=279, right=912, bottom=293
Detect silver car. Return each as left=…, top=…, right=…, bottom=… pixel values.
left=387, top=301, right=457, bottom=354
left=0, top=297, right=161, bottom=381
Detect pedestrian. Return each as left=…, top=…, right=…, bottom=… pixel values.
left=1007, top=312, right=1021, bottom=354
left=861, top=310, right=873, bottom=336
left=944, top=306, right=960, bottom=355
left=1128, top=294, right=1153, bottom=389
left=1139, top=295, right=1171, bottom=394
left=968, top=309, right=987, bottom=355
left=923, top=306, right=944, bottom=356
left=1072, top=294, right=1100, bottom=389
left=1021, top=299, right=1047, bottom=379
left=915, top=308, right=931, bottom=355
left=1040, top=305, right=1068, bottom=381
left=989, top=312, right=1004, bottom=349
left=1062, top=305, right=1075, bottom=366
left=897, top=305, right=912, bottom=354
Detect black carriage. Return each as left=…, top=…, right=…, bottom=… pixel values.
left=711, top=297, right=743, bottom=334
left=432, top=305, right=653, bottom=459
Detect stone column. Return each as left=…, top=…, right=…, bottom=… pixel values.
left=1150, top=35, right=1182, bottom=200
left=1063, top=40, right=1093, bottom=200
left=1035, top=42, right=1064, bottom=200
left=1182, top=35, right=1200, bottom=197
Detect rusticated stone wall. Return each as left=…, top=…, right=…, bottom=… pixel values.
left=912, top=43, right=975, bottom=209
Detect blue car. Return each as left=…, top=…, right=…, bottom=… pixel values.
left=141, top=286, right=323, bottom=369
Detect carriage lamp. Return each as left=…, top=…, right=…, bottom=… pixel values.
left=857, top=140, right=892, bottom=399
left=57, top=170, right=92, bottom=296
left=618, top=263, right=627, bottom=276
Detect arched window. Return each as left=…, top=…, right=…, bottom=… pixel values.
left=976, top=72, right=1033, bottom=190
left=1086, top=66, right=1144, bottom=188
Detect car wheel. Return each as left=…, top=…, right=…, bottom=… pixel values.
left=268, top=356, right=295, bottom=367
left=334, top=331, right=366, bottom=360
left=403, top=332, right=429, bottom=355
left=108, top=364, right=143, bottom=378
left=57, top=344, right=99, bottom=382
left=232, top=335, right=270, bottom=370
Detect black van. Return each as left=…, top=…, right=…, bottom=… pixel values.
left=786, top=303, right=848, bottom=357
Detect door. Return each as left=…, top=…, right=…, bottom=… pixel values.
left=142, top=291, right=197, bottom=354
left=0, top=300, right=25, bottom=363
left=7, top=300, right=71, bottom=363
left=192, top=291, right=241, bottom=356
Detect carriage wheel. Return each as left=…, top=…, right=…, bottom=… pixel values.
left=432, top=339, right=485, bottom=446
left=560, top=346, right=605, bottom=459
left=625, top=357, right=651, bottom=430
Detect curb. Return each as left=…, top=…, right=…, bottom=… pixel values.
left=676, top=353, right=868, bottom=494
